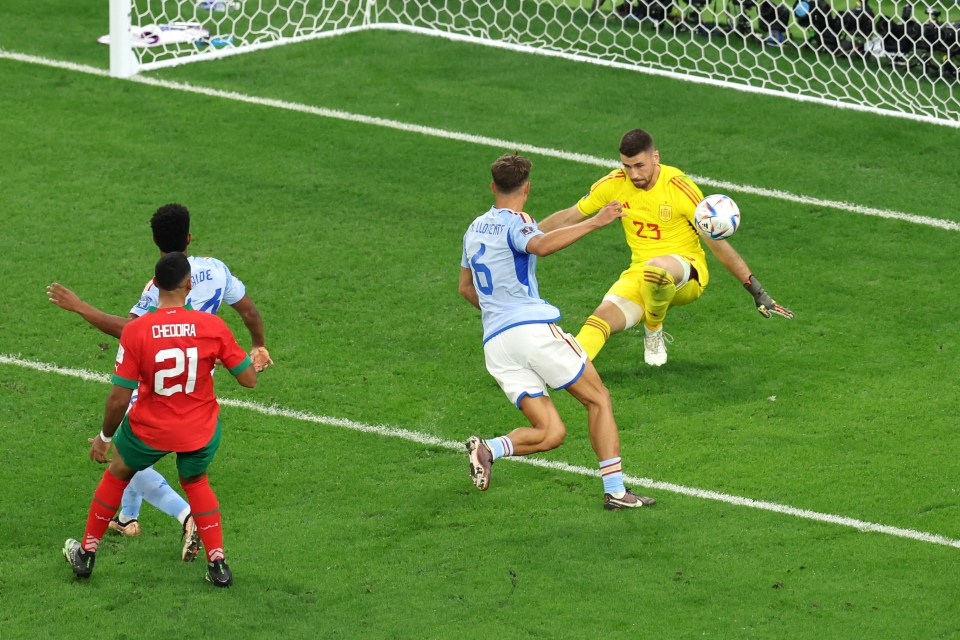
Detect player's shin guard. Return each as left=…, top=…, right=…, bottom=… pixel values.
left=639, top=266, right=676, bottom=328
left=576, top=315, right=611, bottom=361
left=182, top=476, right=224, bottom=563
left=83, top=469, right=130, bottom=553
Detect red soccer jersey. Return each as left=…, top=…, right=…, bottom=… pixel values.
left=111, top=306, right=250, bottom=451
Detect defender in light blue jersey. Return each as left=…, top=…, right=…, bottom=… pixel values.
left=461, top=206, right=560, bottom=344
left=460, top=153, right=656, bottom=510
left=47, top=203, right=272, bottom=558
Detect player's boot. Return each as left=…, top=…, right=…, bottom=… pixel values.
left=206, top=560, right=233, bottom=588
left=643, top=327, right=673, bottom=367
left=108, top=517, right=141, bottom=537
left=62, top=538, right=96, bottom=578
left=181, top=515, right=201, bottom=563
left=603, top=489, right=657, bottom=510
left=466, top=436, right=493, bottom=491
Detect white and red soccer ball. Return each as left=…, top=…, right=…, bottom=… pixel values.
left=694, top=194, right=741, bottom=240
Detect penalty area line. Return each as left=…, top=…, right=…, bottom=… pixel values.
left=3, top=352, right=959, bottom=550
left=1, top=49, right=958, bottom=232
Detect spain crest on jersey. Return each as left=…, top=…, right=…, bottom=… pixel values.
left=659, top=204, right=673, bottom=221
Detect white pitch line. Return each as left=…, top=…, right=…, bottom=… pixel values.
left=1, top=49, right=958, bottom=232
left=3, top=352, right=959, bottom=550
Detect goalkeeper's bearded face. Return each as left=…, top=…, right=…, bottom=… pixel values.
left=620, top=150, right=660, bottom=190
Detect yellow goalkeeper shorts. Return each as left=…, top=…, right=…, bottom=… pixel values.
left=605, top=255, right=708, bottom=309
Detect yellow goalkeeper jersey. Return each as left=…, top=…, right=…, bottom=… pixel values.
left=576, top=163, right=709, bottom=285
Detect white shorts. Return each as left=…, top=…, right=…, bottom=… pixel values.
left=483, top=322, right=587, bottom=409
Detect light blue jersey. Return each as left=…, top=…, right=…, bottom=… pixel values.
left=461, top=206, right=560, bottom=343
left=130, top=255, right=246, bottom=317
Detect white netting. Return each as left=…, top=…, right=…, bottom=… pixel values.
left=124, top=0, right=960, bottom=125
left=129, top=0, right=367, bottom=70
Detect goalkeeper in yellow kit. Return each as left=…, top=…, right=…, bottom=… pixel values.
left=539, top=129, right=793, bottom=366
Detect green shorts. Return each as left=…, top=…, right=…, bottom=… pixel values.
left=113, top=415, right=222, bottom=478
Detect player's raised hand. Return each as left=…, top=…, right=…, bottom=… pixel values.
left=250, top=346, right=274, bottom=372
left=47, top=282, right=84, bottom=313
left=744, top=275, right=794, bottom=319
left=594, top=200, right=625, bottom=227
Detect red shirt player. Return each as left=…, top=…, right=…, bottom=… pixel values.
left=63, top=251, right=256, bottom=588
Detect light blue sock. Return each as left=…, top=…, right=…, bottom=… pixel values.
left=130, top=467, right=190, bottom=522
left=599, top=457, right=625, bottom=495
left=486, top=436, right=514, bottom=461
left=119, top=483, right=144, bottom=522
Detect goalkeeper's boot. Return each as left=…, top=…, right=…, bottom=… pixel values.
left=108, top=517, right=141, bottom=537
left=181, top=515, right=201, bottom=563
left=63, top=538, right=95, bottom=578
left=604, top=488, right=657, bottom=510
left=643, top=326, right=673, bottom=367
left=466, top=436, right=493, bottom=492
left=206, top=559, right=233, bottom=588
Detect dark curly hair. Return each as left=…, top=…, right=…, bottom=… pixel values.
left=151, top=204, right=191, bottom=253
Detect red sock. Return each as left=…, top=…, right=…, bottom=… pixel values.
left=182, top=475, right=224, bottom=563
left=82, top=469, right=129, bottom=553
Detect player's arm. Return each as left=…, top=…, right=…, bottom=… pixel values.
left=702, top=237, right=794, bottom=319
left=539, top=173, right=617, bottom=232
left=526, top=201, right=624, bottom=257
left=218, top=321, right=258, bottom=388
left=46, top=282, right=133, bottom=339
left=459, top=267, right=480, bottom=309
left=234, top=363, right=257, bottom=388
left=536, top=204, right=588, bottom=233
left=91, top=327, right=141, bottom=463
left=229, top=295, right=273, bottom=371
left=90, top=384, right=133, bottom=463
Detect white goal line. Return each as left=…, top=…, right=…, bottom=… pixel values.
left=1, top=48, right=958, bottom=234
left=3, top=352, right=959, bottom=551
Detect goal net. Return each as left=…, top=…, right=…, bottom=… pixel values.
left=112, top=0, right=960, bottom=126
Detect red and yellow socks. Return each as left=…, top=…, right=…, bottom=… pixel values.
left=639, top=266, right=676, bottom=327
left=576, top=315, right=612, bottom=361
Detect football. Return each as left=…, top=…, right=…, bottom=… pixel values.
left=694, top=194, right=741, bottom=240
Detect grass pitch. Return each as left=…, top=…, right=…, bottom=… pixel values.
left=1, top=3, right=960, bottom=638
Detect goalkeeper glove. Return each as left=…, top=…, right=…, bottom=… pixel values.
left=744, top=275, right=794, bottom=319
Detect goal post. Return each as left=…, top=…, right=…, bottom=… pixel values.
left=109, top=0, right=960, bottom=127
left=109, top=0, right=137, bottom=78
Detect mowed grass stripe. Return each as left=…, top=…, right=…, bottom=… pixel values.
left=5, top=352, right=959, bottom=550
left=1, top=49, right=957, bottom=232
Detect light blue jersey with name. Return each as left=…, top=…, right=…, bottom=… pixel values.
left=461, top=206, right=560, bottom=343
left=130, top=255, right=247, bottom=317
